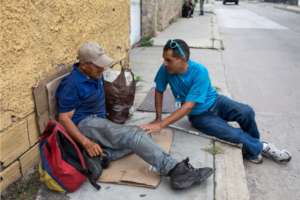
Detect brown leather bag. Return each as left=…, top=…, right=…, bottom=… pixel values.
left=104, top=67, right=136, bottom=124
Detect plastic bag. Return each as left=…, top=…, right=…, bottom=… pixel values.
left=104, top=68, right=136, bottom=124
left=103, top=68, right=133, bottom=86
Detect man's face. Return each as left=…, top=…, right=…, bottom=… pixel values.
left=163, top=49, right=186, bottom=74
left=81, top=63, right=105, bottom=80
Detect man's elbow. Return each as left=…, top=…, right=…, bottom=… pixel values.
left=181, top=107, right=193, bottom=114
left=155, top=89, right=164, bottom=95
left=181, top=102, right=195, bottom=113
left=58, top=113, right=69, bottom=124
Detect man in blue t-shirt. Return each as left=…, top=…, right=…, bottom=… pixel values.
left=141, top=39, right=291, bottom=164
left=56, top=41, right=214, bottom=190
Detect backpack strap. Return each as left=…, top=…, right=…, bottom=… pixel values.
left=88, top=177, right=101, bottom=190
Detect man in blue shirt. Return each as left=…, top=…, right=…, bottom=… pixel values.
left=141, top=39, right=291, bottom=164
left=56, top=41, right=213, bottom=190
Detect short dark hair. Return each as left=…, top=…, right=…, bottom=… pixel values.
left=163, top=39, right=190, bottom=61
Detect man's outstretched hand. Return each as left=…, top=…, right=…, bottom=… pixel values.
left=140, top=118, right=164, bottom=134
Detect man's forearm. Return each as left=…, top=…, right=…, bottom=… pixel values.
left=59, top=116, right=89, bottom=146
left=59, top=114, right=103, bottom=157
left=160, top=102, right=194, bottom=128
left=155, top=90, right=163, bottom=120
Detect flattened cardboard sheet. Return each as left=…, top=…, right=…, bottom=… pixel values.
left=99, top=129, right=173, bottom=188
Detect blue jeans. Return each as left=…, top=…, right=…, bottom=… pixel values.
left=188, top=95, right=263, bottom=159
left=78, top=115, right=177, bottom=175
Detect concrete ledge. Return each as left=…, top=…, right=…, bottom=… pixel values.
left=212, top=15, right=225, bottom=50
left=215, top=142, right=250, bottom=200
left=274, top=5, right=300, bottom=14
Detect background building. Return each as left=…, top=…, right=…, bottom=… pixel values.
left=130, top=0, right=184, bottom=44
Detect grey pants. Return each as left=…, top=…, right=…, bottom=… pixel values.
left=78, top=115, right=177, bottom=176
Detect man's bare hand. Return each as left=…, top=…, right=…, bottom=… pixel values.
left=149, top=118, right=162, bottom=124
left=82, top=138, right=103, bottom=157
left=141, top=102, right=195, bottom=134
left=140, top=122, right=163, bottom=134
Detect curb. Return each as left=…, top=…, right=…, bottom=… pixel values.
left=274, top=5, right=300, bottom=14
left=211, top=15, right=225, bottom=50
left=212, top=77, right=249, bottom=200
left=214, top=142, right=250, bottom=200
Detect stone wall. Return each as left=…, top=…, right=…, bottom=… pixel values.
left=142, top=0, right=184, bottom=37
left=0, top=0, right=130, bottom=191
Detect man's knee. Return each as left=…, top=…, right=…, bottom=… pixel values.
left=117, top=126, right=148, bottom=147
left=241, top=105, right=255, bottom=119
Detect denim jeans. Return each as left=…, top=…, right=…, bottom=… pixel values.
left=188, top=95, right=263, bottom=159
left=78, top=115, right=177, bottom=175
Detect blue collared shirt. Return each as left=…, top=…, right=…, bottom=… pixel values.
left=154, top=59, right=218, bottom=115
left=56, top=63, right=106, bottom=124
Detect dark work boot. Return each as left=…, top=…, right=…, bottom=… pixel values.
left=169, top=158, right=213, bottom=190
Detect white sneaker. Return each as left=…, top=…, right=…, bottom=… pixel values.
left=262, top=142, right=292, bottom=163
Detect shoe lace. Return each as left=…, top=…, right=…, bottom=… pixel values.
left=264, top=143, right=290, bottom=160
left=184, top=158, right=194, bottom=170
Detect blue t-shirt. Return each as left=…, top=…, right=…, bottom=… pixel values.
left=154, top=59, right=218, bottom=115
left=56, top=63, right=106, bottom=124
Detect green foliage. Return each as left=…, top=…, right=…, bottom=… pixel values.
left=203, top=144, right=224, bottom=155
left=140, top=36, right=154, bottom=47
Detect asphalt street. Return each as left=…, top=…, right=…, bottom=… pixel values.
left=215, top=1, right=300, bottom=199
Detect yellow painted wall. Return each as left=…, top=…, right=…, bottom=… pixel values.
left=0, top=0, right=130, bottom=131
left=0, top=0, right=130, bottom=191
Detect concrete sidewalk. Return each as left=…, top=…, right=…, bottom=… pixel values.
left=63, top=47, right=249, bottom=200
left=153, top=2, right=223, bottom=50
left=68, top=12, right=248, bottom=198
left=36, top=3, right=249, bottom=200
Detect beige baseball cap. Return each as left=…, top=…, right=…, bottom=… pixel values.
left=78, top=41, right=114, bottom=69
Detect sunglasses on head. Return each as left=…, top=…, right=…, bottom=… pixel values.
left=168, top=39, right=186, bottom=59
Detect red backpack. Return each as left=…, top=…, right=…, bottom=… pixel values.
left=39, top=120, right=101, bottom=192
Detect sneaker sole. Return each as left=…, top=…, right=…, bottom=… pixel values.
left=196, top=169, right=214, bottom=185
left=262, top=152, right=292, bottom=164
left=171, top=169, right=214, bottom=190
left=261, top=142, right=292, bottom=164
left=246, top=156, right=264, bottom=164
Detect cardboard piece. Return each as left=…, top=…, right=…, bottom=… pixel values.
left=137, top=87, right=176, bottom=113
left=46, top=73, right=70, bottom=119
left=32, top=64, right=70, bottom=133
left=99, top=129, right=174, bottom=188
